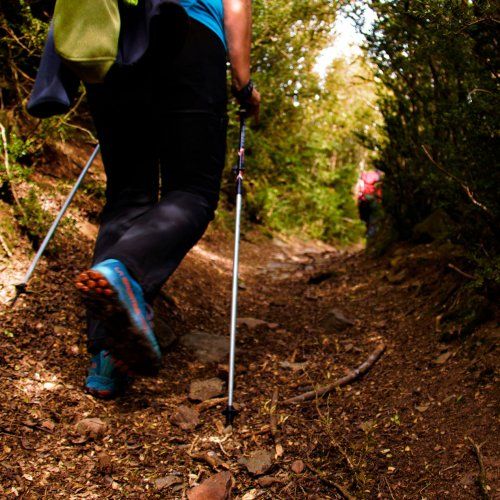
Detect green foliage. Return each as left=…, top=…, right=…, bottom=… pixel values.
left=224, top=1, right=377, bottom=243
left=0, top=0, right=49, bottom=110
left=16, top=188, right=52, bottom=245
left=16, top=186, right=77, bottom=250
left=81, top=179, right=106, bottom=202
left=351, top=0, right=499, bottom=257
left=0, top=131, right=34, bottom=182
left=470, top=255, right=500, bottom=292
left=3, top=0, right=379, bottom=246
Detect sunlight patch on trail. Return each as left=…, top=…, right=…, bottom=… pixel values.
left=190, top=245, right=233, bottom=271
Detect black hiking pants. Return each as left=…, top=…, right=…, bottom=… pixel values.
left=85, top=19, right=227, bottom=354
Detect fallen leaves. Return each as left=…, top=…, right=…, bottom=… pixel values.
left=3, top=215, right=496, bottom=499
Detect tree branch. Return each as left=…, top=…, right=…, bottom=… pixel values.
left=284, top=344, right=386, bottom=404
left=421, top=145, right=493, bottom=217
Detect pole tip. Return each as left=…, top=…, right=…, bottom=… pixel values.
left=222, top=405, right=239, bottom=427
left=9, top=283, right=27, bottom=308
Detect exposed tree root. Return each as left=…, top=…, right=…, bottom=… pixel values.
left=467, top=437, right=490, bottom=499
left=269, top=388, right=283, bottom=457
left=283, top=344, right=386, bottom=404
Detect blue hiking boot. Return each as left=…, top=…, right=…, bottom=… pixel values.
left=76, top=259, right=161, bottom=375
left=85, top=350, right=132, bottom=399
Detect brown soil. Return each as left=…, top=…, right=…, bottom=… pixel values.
left=0, top=149, right=498, bottom=499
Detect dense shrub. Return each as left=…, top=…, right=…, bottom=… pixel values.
left=354, top=0, right=499, bottom=255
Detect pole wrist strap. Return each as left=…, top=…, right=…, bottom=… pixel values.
left=231, top=80, right=254, bottom=105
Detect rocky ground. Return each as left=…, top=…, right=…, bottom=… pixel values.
left=0, top=145, right=498, bottom=499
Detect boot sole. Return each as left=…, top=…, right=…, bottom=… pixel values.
left=76, top=270, right=161, bottom=376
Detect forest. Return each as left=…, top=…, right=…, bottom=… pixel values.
left=0, top=0, right=498, bottom=498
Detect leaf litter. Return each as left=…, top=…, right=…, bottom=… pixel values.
left=0, top=209, right=498, bottom=498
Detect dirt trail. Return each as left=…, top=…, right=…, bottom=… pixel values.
left=0, top=222, right=498, bottom=498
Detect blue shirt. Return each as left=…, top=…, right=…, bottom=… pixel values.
left=180, top=0, right=226, bottom=49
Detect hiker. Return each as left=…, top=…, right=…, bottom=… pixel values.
left=29, top=0, right=260, bottom=398
left=356, top=169, right=382, bottom=238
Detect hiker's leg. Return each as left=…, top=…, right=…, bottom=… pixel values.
left=107, top=111, right=227, bottom=297
left=84, top=65, right=158, bottom=354
left=367, top=200, right=379, bottom=238
left=96, top=19, right=227, bottom=299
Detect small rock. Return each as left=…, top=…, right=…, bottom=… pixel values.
left=75, top=418, right=107, bottom=439
left=274, top=443, right=284, bottom=458
left=434, top=351, right=452, bottom=365
left=97, top=452, right=113, bottom=474
left=180, top=331, right=229, bottom=363
left=154, top=315, right=178, bottom=350
left=237, top=317, right=268, bottom=330
left=320, top=308, right=354, bottom=332
left=241, top=490, right=259, bottom=500
left=170, top=405, right=200, bottom=431
left=359, top=420, right=376, bottom=433
left=189, top=378, right=225, bottom=402
left=187, top=471, right=232, bottom=500
left=43, top=382, right=59, bottom=391
left=41, top=420, right=55, bottom=433
left=416, top=404, right=429, bottom=413
left=257, top=476, right=281, bottom=487
left=103, top=475, right=119, bottom=489
left=155, top=475, right=182, bottom=491
left=279, top=361, right=308, bottom=371
left=239, top=449, right=273, bottom=476
left=291, top=459, right=305, bottom=474
left=191, top=450, right=227, bottom=470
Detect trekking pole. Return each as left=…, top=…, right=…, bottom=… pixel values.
left=223, top=110, right=246, bottom=426
left=10, top=144, right=100, bottom=307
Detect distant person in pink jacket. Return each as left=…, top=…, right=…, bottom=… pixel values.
left=356, top=169, right=383, bottom=238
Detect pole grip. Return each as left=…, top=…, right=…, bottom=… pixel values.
left=236, top=113, right=246, bottom=174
